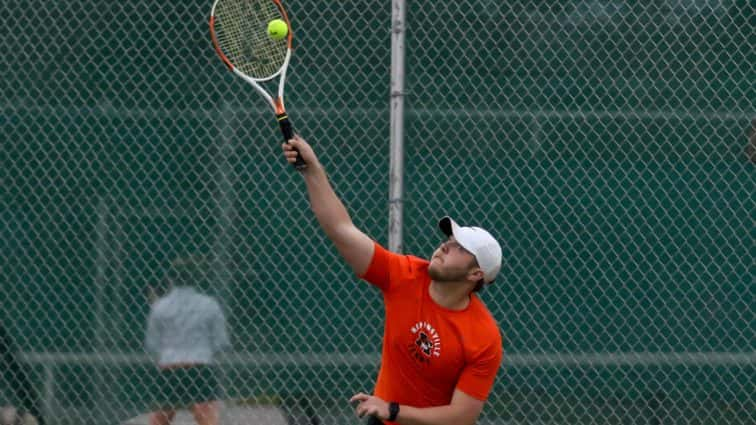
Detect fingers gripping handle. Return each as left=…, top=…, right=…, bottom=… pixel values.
left=277, top=113, right=306, bottom=170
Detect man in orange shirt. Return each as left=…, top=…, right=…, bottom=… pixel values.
left=283, top=135, right=503, bottom=425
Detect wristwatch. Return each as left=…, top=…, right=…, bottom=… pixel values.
left=388, top=401, right=400, bottom=422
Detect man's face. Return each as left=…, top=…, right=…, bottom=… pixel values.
left=428, top=237, right=480, bottom=283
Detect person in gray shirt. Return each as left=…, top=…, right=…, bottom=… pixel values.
left=145, top=264, right=230, bottom=425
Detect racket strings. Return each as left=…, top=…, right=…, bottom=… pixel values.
left=214, top=0, right=287, bottom=79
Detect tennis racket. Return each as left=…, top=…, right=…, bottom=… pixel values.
left=210, top=0, right=305, bottom=169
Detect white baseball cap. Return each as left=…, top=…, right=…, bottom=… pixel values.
left=439, top=216, right=502, bottom=283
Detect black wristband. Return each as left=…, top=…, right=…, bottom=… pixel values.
left=388, top=401, right=400, bottom=422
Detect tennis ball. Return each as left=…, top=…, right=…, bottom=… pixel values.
left=267, top=19, right=288, bottom=40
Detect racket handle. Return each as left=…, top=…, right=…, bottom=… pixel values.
left=277, top=113, right=306, bottom=170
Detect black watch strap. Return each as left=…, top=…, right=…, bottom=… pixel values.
left=388, top=401, right=400, bottom=422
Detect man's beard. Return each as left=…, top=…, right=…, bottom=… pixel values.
left=428, top=263, right=469, bottom=283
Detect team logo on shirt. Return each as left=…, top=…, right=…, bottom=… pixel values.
left=408, top=321, right=441, bottom=363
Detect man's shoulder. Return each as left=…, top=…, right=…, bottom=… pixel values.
left=467, top=297, right=503, bottom=338
left=391, top=252, right=428, bottom=274
left=162, top=289, right=221, bottom=310
left=406, top=254, right=429, bottom=271
left=366, top=245, right=430, bottom=292
left=376, top=246, right=428, bottom=276
left=151, top=295, right=171, bottom=311
left=391, top=254, right=430, bottom=289
left=190, top=292, right=222, bottom=309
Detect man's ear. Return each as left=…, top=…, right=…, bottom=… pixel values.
left=468, top=268, right=484, bottom=282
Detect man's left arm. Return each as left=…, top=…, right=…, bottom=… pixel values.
left=350, top=389, right=484, bottom=425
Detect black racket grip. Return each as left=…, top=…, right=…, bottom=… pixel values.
left=277, top=113, right=306, bottom=170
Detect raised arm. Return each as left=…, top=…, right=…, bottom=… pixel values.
left=283, top=135, right=375, bottom=276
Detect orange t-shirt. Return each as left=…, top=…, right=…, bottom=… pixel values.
left=361, top=242, right=503, bottom=414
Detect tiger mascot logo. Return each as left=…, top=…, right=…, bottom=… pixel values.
left=408, top=321, right=441, bottom=364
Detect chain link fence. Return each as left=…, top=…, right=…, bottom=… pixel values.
left=2, top=0, right=754, bottom=424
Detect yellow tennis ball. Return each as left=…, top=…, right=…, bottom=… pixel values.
left=267, top=19, right=288, bottom=40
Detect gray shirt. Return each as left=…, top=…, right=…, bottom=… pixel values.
left=145, top=286, right=230, bottom=366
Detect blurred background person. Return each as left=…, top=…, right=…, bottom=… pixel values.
left=145, top=255, right=230, bottom=425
